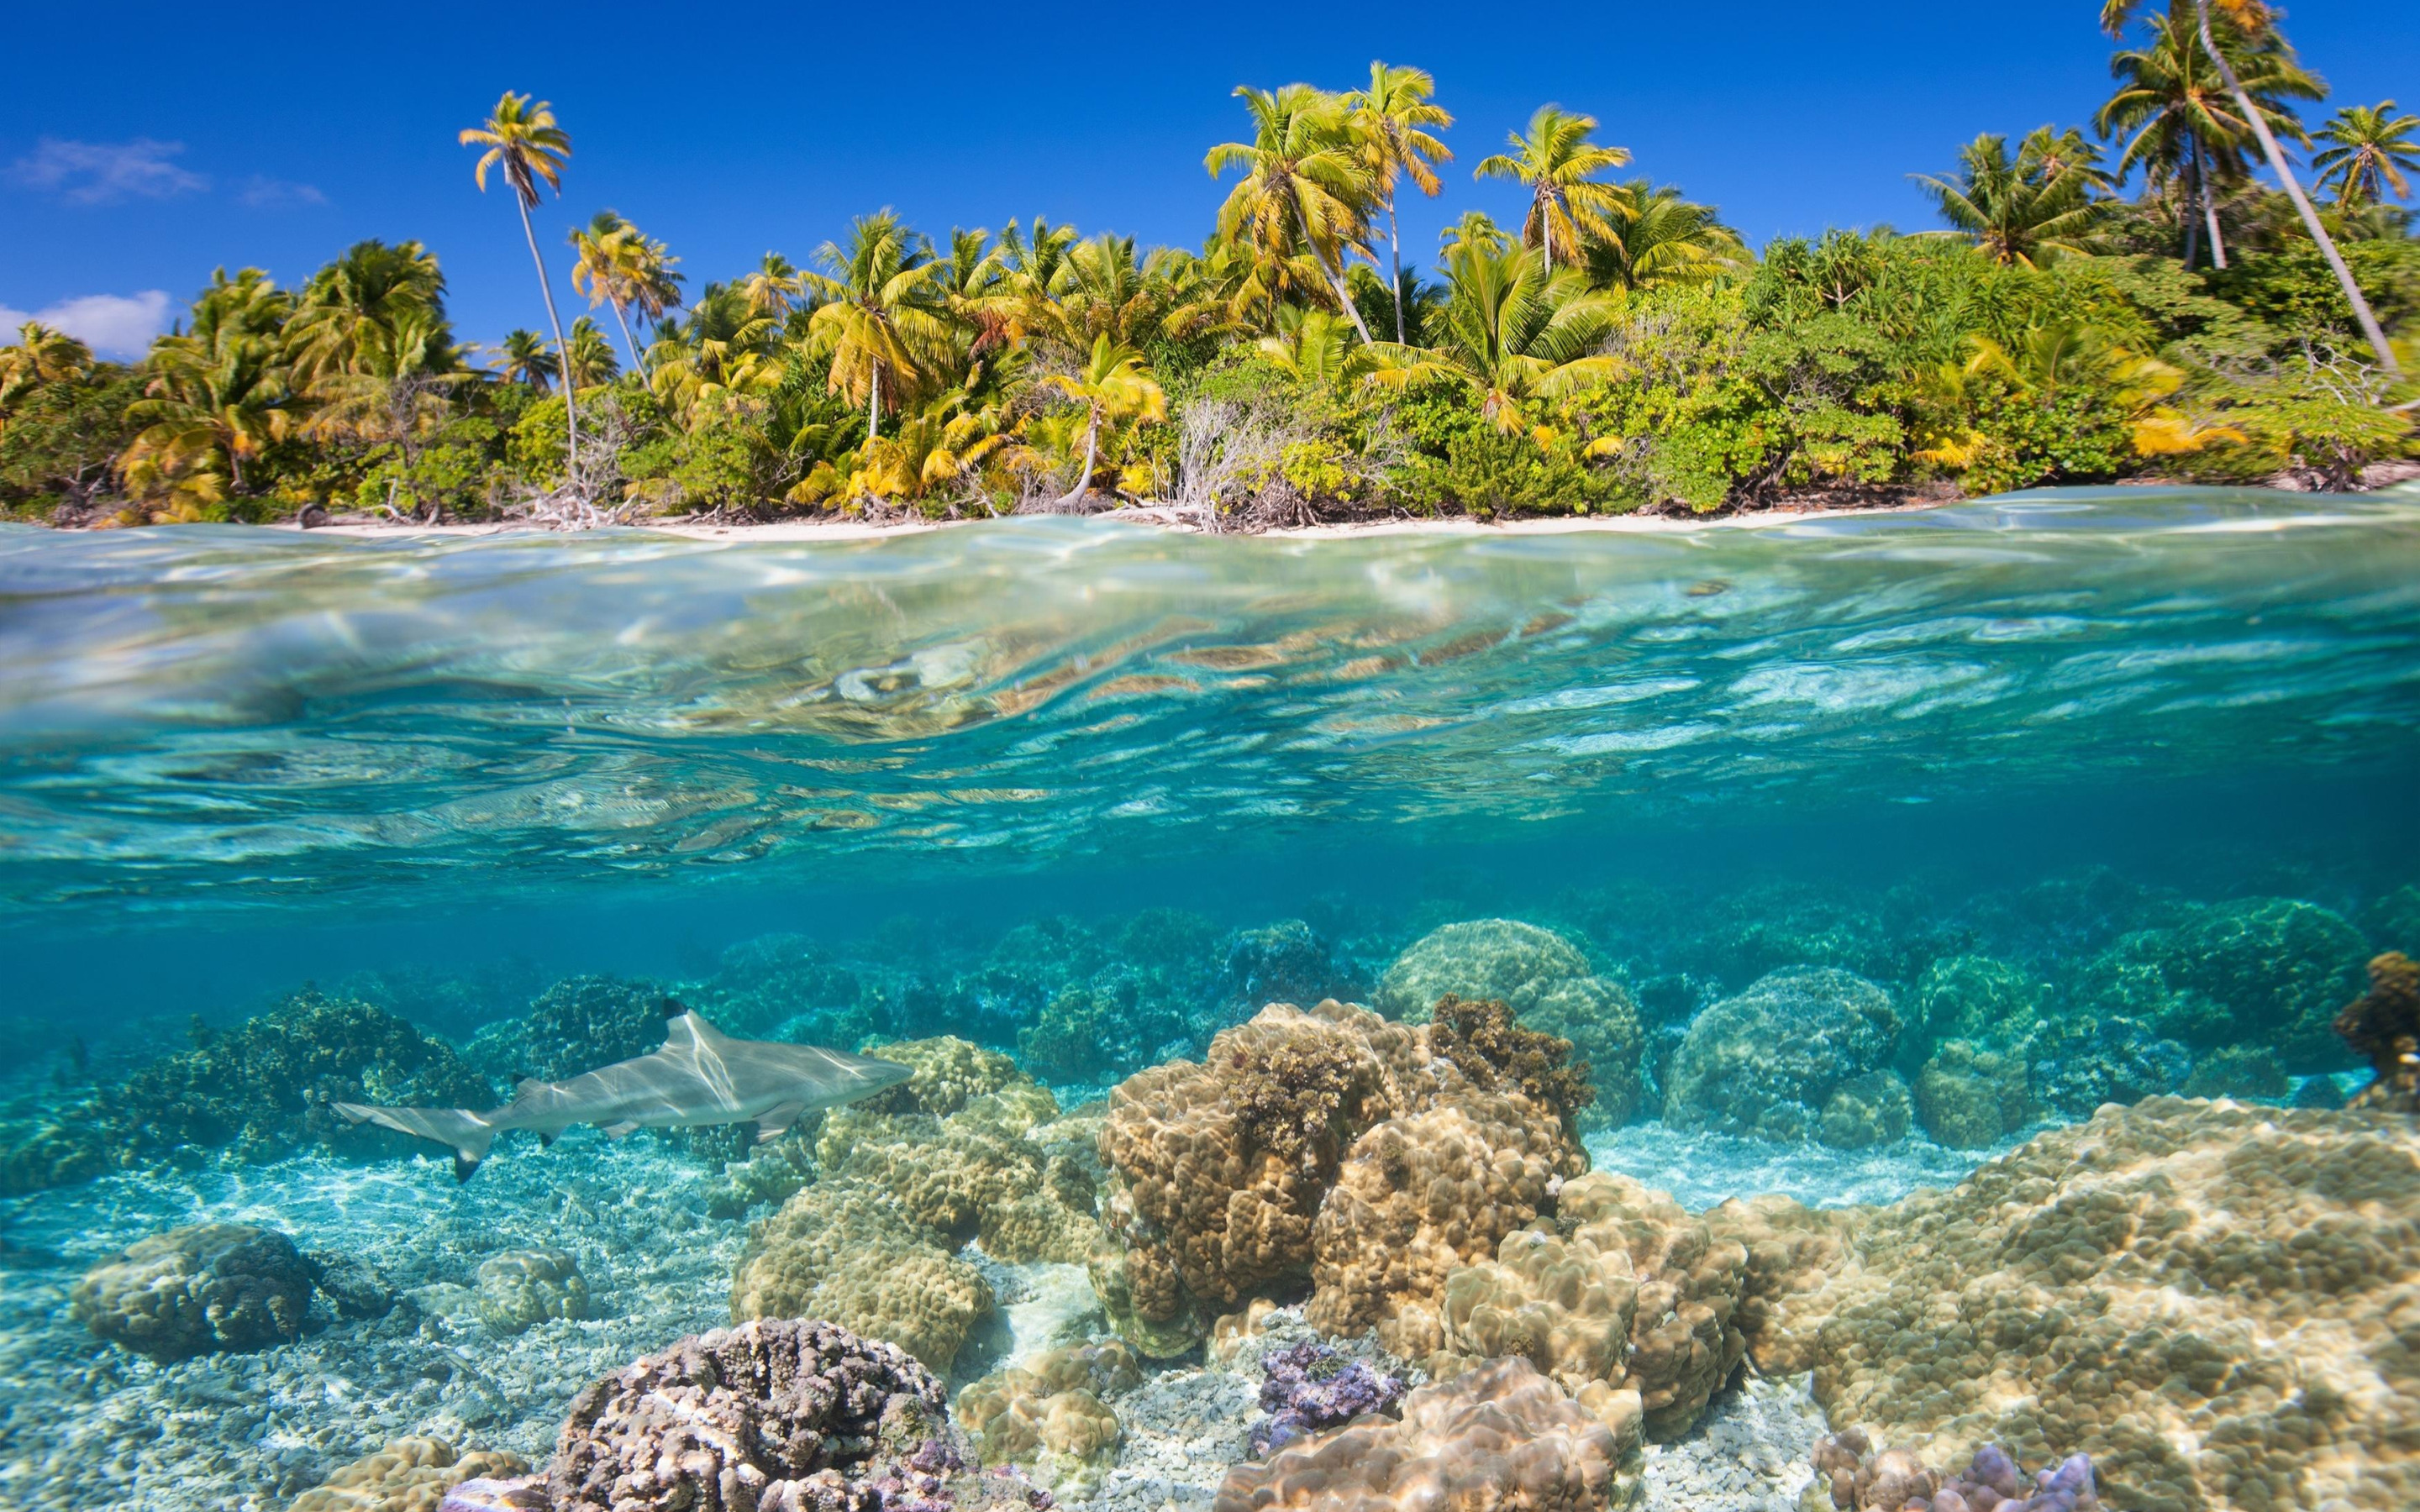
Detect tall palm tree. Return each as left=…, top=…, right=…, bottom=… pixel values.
left=1474, top=107, right=1634, bottom=273
left=1365, top=239, right=1622, bottom=430
left=570, top=212, right=683, bottom=375
left=460, top=92, right=580, bottom=461
left=2096, top=3, right=2316, bottom=270
left=1345, top=62, right=1454, bottom=343
left=802, top=211, right=955, bottom=439
left=497, top=328, right=556, bottom=391
left=2104, top=0, right=2398, bottom=374
left=1040, top=335, right=1166, bottom=505
left=1912, top=129, right=2115, bottom=268
left=1582, top=181, right=1752, bottom=291
left=1206, top=84, right=1379, bottom=342
left=2312, top=102, right=2420, bottom=208
left=559, top=317, right=619, bottom=391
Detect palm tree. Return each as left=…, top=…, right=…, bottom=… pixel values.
left=559, top=317, right=619, bottom=391
left=1912, top=129, right=2115, bottom=268
left=1255, top=305, right=1378, bottom=391
left=1365, top=239, right=1623, bottom=430
left=1, top=322, right=92, bottom=423
left=570, top=212, right=683, bottom=375
left=286, top=239, right=456, bottom=390
left=1345, top=62, right=1454, bottom=343
left=1207, top=84, right=1379, bottom=341
left=460, top=92, right=580, bottom=461
left=1583, top=181, right=1753, bottom=290
left=2097, top=3, right=2316, bottom=270
left=1475, top=107, right=1633, bottom=273
left=497, top=328, right=556, bottom=391
left=738, top=253, right=805, bottom=320
left=802, top=211, right=955, bottom=439
left=2103, top=0, right=2399, bottom=374
left=123, top=269, right=296, bottom=498
left=1039, top=335, right=1166, bottom=505
left=2312, top=102, right=2420, bottom=208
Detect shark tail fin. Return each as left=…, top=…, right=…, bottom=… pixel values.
left=332, top=1101, right=499, bottom=1183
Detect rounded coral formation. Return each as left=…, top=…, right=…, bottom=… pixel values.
left=1911, top=955, right=2042, bottom=1051
left=1213, top=1357, right=1642, bottom=1512
left=464, top=974, right=675, bottom=1084
left=2160, top=898, right=2368, bottom=1071
left=1810, top=1432, right=2104, bottom=1512
left=1734, top=1099, right=2420, bottom=1512
left=1662, top=968, right=1905, bottom=1146
left=1374, top=919, right=1644, bottom=1127
left=955, top=1341, right=1138, bottom=1494
left=2336, top=951, right=2419, bottom=1112
left=547, top=1317, right=948, bottom=1512
left=1912, top=1041, right=2033, bottom=1148
left=70, top=1221, right=319, bottom=1362
left=288, top=1437, right=534, bottom=1512
left=860, top=1035, right=1028, bottom=1117
left=473, top=1247, right=590, bottom=1335
left=729, top=1178, right=996, bottom=1373
left=2026, top=1015, right=2190, bottom=1119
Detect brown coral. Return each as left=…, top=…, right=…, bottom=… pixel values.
left=729, top=1179, right=994, bottom=1373
left=2337, top=951, right=2419, bottom=1113
left=956, top=1341, right=1137, bottom=1494
left=70, top=1222, right=318, bottom=1362
left=288, top=1438, right=533, bottom=1512
left=1430, top=996, right=1595, bottom=1131
left=1735, top=1099, right=2420, bottom=1512
left=1212, top=1357, right=1641, bottom=1512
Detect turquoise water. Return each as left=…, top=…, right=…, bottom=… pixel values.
left=3, top=488, right=2418, bottom=1511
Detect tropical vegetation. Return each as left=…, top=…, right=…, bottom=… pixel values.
left=3, top=17, right=2416, bottom=530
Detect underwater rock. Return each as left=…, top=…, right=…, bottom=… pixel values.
left=1221, top=921, right=1362, bottom=1025
left=2026, top=1016, right=2190, bottom=1119
left=464, top=974, right=675, bottom=1084
left=0, top=990, right=494, bottom=1192
left=70, top=1221, right=318, bottom=1362
left=1912, top=1042, right=2033, bottom=1149
left=289, top=1437, right=534, bottom=1512
left=310, top=1248, right=399, bottom=1320
left=1374, top=919, right=1645, bottom=1126
left=681, top=934, right=869, bottom=1041
left=1248, top=1340, right=1406, bottom=1457
left=1910, top=955, right=2043, bottom=1053
left=1213, top=1357, right=1643, bottom=1512
left=1661, top=969, right=1903, bottom=1147
left=821, top=1042, right=1098, bottom=1263
left=730, top=1177, right=996, bottom=1373
left=1737, top=1099, right=2420, bottom=1512
left=1810, top=1432, right=2103, bottom=1512
left=548, top=1317, right=948, bottom=1512
left=2162, top=898, right=2368, bottom=1071
left=2336, top=951, right=2420, bottom=1113
left=956, top=1341, right=1139, bottom=1494
left=472, top=1246, right=590, bottom=1335
left=2178, top=1044, right=2291, bottom=1100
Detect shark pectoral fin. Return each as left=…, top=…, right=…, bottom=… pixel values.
left=602, top=1121, right=640, bottom=1140
left=753, top=1101, right=808, bottom=1145
left=538, top=1131, right=558, bottom=1148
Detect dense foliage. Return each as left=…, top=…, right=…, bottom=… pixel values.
left=3, top=11, right=2415, bottom=528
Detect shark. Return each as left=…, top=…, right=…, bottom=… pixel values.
left=334, top=1011, right=913, bottom=1181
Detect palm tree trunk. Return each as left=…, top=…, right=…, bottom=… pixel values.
left=518, top=197, right=578, bottom=468
left=2181, top=135, right=2203, bottom=268
left=1387, top=198, right=1406, bottom=344
left=608, top=300, right=644, bottom=377
left=1057, top=408, right=1100, bottom=507
left=867, top=364, right=881, bottom=441
left=2192, top=134, right=2228, bottom=270
left=2193, top=0, right=2398, bottom=374
left=1292, top=198, right=1376, bottom=344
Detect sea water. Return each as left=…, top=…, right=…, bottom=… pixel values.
left=1, top=488, right=2417, bottom=1510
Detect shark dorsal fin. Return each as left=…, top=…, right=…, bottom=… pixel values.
left=660, top=1011, right=731, bottom=1055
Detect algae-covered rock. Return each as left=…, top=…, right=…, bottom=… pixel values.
left=1909, top=955, right=2042, bottom=1052
left=3, top=992, right=494, bottom=1194
left=677, top=933, right=867, bottom=1040
left=1662, top=969, right=1902, bottom=1145
left=71, top=1222, right=318, bottom=1362
left=462, top=974, right=670, bottom=1084
left=2180, top=1044, right=2291, bottom=1100
left=473, top=1247, right=589, bottom=1335
left=1376, top=919, right=1645, bottom=1126
left=2161, top=898, right=2367, bottom=1071
left=729, top=1178, right=995, bottom=1373
left=1912, top=1041, right=2032, bottom=1148
left=2028, top=1015, right=2190, bottom=1118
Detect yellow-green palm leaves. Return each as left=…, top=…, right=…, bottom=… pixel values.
left=571, top=212, right=684, bottom=373
left=802, top=213, right=955, bottom=439
left=1039, top=336, right=1166, bottom=504
left=1912, top=130, right=2114, bottom=269
left=1582, top=181, right=1751, bottom=291
left=1475, top=107, right=1633, bottom=273
left=1, top=323, right=92, bottom=432
left=124, top=269, right=296, bottom=501
left=1206, top=85, right=1378, bottom=339
left=2313, top=102, right=2420, bottom=209
left=1346, top=62, right=1454, bottom=343
left=460, top=92, right=581, bottom=464
left=1367, top=239, right=1620, bottom=431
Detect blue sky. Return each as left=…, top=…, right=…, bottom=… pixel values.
left=5, top=2, right=2415, bottom=357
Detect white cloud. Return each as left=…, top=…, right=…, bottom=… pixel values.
left=238, top=175, right=327, bottom=209
left=0, top=291, right=173, bottom=358
left=8, top=137, right=209, bottom=205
